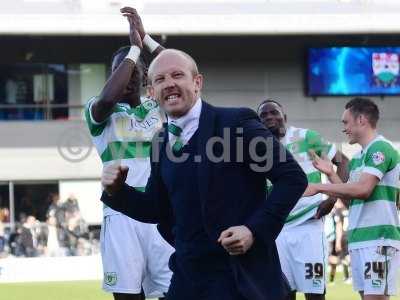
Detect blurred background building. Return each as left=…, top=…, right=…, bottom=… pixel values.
left=0, top=0, right=400, bottom=253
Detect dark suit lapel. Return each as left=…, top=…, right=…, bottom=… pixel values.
left=197, top=101, right=216, bottom=207
left=151, top=122, right=168, bottom=172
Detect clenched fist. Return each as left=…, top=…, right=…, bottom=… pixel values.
left=218, top=225, right=254, bottom=256
left=101, top=164, right=129, bottom=196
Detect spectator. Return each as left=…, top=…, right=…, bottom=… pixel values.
left=20, top=215, right=38, bottom=257
left=66, top=211, right=88, bottom=255
left=63, top=194, right=80, bottom=216
left=9, top=225, right=24, bottom=257
left=46, top=193, right=65, bottom=225
left=44, top=216, right=67, bottom=257
left=0, top=215, right=5, bottom=255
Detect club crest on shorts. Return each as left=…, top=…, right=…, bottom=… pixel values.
left=104, top=272, right=117, bottom=286
left=371, top=151, right=385, bottom=166
left=312, top=279, right=322, bottom=287
left=372, top=279, right=383, bottom=288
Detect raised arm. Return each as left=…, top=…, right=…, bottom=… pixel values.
left=121, top=7, right=165, bottom=58
left=91, top=11, right=143, bottom=122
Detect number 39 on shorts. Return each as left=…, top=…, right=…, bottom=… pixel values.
left=305, top=263, right=324, bottom=279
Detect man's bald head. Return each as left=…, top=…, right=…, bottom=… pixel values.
left=147, top=49, right=199, bottom=84
left=146, top=48, right=203, bottom=118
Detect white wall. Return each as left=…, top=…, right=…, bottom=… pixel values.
left=200, top=60, right=400, bottom=144
left=0, top=147, right=101, bottom=181
left=59, top=180, right=103, bottom=225
left=80, top=64, right=106, bottom=107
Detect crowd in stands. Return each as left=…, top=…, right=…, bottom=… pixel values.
left=0, top=193, right=100, bottom=258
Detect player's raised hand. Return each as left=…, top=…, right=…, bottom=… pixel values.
left=120, top=7, right=146, bottom=40
left=218, top=225, right=254, bottom=256
left=102, top=164, right=129, bottom=196
left=121, top=8, right=143, bottom=49
left=309, top=149, right=334, bottom=176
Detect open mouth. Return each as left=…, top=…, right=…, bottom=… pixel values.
left=165, top=93, right=181, bottom=104
left=265, top=121, right=278, bottom=128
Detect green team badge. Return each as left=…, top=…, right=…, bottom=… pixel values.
left=105, top=272, right=117, bottom=286
left=313, top=279, right=322, bottom=287
left=142, top=99, right=158, bottom=111
left=372, top=279, right=382, bottom=288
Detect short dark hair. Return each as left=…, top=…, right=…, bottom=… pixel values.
left=111, top=46, right=130, bottom=66
left=110, top=46, right=149, bottom=87
left=111, top=46, right=149, bottom=70
left=345, top=97, right=379, bottom=128
left=257, top=99, right=283, bottom=113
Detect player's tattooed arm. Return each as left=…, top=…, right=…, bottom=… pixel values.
left=91, top=10, right=143, bottom=123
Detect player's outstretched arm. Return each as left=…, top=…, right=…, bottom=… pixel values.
left=309, top=150, right=343, bottom=184
left=305, top=173, right=379, bottom=200
left=91, top=11, right=143, bottom=123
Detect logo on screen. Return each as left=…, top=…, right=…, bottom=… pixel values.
left=372, top=53, right=400, bottom=87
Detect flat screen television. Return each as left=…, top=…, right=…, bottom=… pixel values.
left=308, top=47, right=400, bottom=96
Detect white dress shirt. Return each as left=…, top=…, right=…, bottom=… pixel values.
left=168, top=98, right=202, bottom=147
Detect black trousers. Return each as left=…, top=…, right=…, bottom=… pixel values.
left=166, top=255, right=247, bottom=300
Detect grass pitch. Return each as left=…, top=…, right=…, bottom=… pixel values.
left=2, top=277, right=400, bottom=300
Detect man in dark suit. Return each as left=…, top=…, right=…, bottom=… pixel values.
left=101, top=44, right=308, bottom=300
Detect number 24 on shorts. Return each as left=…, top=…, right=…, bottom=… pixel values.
left=364, top=262, right=385, bottom=280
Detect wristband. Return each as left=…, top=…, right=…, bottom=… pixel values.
left=124, top=46, right=141, bottom=63
left=143, top=34, right=160, bottom=53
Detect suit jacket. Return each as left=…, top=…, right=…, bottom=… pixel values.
left=102, top=101, right=308, bottom=300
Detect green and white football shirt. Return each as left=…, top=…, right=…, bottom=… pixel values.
left=85, top=97, right=163, bottom=216
left=281, top=126, right=337, bottom=228
left=347, top=135, right=400, bottom=250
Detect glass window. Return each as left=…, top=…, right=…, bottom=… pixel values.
left=14, top=182, right=58, bottom=222
left=0, top=64, right=68, bottom=120
left=0, top=63, right=106, bottom=121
